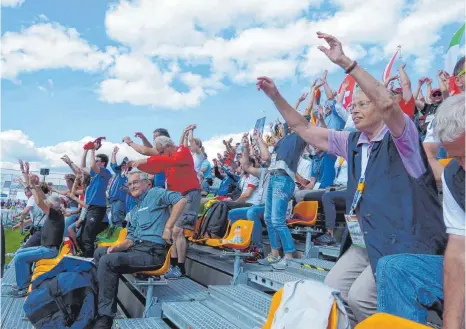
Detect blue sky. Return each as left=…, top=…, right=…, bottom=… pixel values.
left=1, top=0, right=464, bottom=171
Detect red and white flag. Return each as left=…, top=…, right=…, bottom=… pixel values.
left=338, top=75, right=356, bottom=110
left=382, top=47, right=401, bottom=82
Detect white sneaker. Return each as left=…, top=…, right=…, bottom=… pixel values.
left=257, top=253, right=281, bottom=266
left=272, top=257, right=287, bottom=270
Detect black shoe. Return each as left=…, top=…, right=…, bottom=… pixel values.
left=92, top=315, right=113, bottom=329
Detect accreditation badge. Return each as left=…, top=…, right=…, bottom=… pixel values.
left=344, top=214, right=366, bottom=248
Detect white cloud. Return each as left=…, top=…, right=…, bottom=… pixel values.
left=0, top=130, right=145, bottom=171
left=1, top=0, right=24, bottom=7
left=1, top=22, right=116, bottom=79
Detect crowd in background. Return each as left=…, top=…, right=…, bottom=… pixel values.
left=5, top=30, right=465, bottom=329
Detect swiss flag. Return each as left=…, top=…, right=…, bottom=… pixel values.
left=338, top=75, right=356, bottom=110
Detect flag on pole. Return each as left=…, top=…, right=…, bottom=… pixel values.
left=382, top=46, right=401, bottom=82
left=444, top=23, right=465, bottom=74
left=338, top=75, right=356, bottom=110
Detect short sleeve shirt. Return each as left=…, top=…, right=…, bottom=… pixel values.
left=85, top=168, right=112, bottom=207
left=441, top=172, right=465, bottom=236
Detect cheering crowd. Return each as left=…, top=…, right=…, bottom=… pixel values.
left=6, top=31, right=465, bottom=329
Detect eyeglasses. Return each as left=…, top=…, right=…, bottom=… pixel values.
left=126, top=179, right=147, bottom=187
left=353, top=101, right=372, bottom=110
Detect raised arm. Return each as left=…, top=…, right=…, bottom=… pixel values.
left=89, top=149, right=100, bottom=174
left=317, top=105, right=328, bottom=129
left=256, top=77, right=330, bottom=151
left=426, top=79, right=433, bottom=104
left=414, top=77, right=427, bottom=109
left=79, top=149, right=91, bottom=174
left=295, top=92, right=308, bottom=110
left=437, top=70, right=450, bottom=100
left=321, top=70, right=335, bottom=100
left=123, top=136, right=160, bottom=156
left=253, top=130, right=271, bottom=162
left=398, top=64, right=413, bottom=102
left=61, top=155, right=81, bottom=174
left=240, top=140, right=260, bottom=178
left=134, top=132, right=153, bottom=148
left=111, top=146, right=118, bottom=165
left=317, top=31, right=405, bottom=138
left=27, top=174, right=50, bottom=215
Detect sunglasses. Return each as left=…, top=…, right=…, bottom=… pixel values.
left=457, top=69, right=465, bottom=77
left=431, top=92, right=442, bottom=97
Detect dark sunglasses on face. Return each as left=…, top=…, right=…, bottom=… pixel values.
left=432, top=92, right=442, bottom=97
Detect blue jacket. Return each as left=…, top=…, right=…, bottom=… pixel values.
left=341, top=131, right=447, bottom=275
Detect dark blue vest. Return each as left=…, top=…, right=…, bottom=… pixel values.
left=341, top=131, right=447, bottom=275
left=443, top=159, right=465, bottom=211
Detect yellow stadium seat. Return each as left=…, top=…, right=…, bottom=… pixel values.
left=262, top=288, right=338, bottom=329
left=205, top=221, right=231, bottom=247
left=287, top=201, right=319, bottom=226
left=355, top=313, right=432, bottom=329
left=137, top=247, right=172, bottom=276
left=97, top=228, right=127, bottom=247
left=220, top=220, right=253, bottom=250
left=439, top=158, right=452, bottom=166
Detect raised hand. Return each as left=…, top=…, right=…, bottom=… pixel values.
left=317, top=105, right=324, bottom=120
left=418, top=77, right=428, bottom=85
left=298, top=92, right=308, bottom=102
left=18, top=159, right=25, bottom=173
left=398, top=63, right=407, bottom=70
left=256, top=76, right=280, bottom=101
left=341, top=80, right=350, bottom=91
left=113, top=146, right=119, bottom=154
left=134, top=132, right=146, bottom=139
left=24, top=162, right=30, bottom=175
left=317, top=32, right=347, bottom=66
left=122, top=136, right=133, bottom=145
left=61, top=155, right=71, bottom=165
left=321, top=69, right=328, bottom=83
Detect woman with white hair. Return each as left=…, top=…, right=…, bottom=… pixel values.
left=9, top=162, right=65, bottom=297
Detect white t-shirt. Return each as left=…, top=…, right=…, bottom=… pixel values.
left=333, top=157, right=348, bottom=187
left=26, top=196, right=35, bottom=221
left=297, top=150, right=312, bottom=181
left=242, top=175, right=261, bottom=205
left=423, top=120, right=440, bottom=144
left=191, top=152, right=205, bottom=181
left=441, top=172, right=465, bottom=236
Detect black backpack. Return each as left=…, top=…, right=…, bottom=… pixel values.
left=194, top=202, right=230, bottom=239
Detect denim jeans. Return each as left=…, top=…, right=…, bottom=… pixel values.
left=63, top=207, right=79, bottom=237
left=14, top=245, right=58, bottom=289
left=264, top=174, right=296, bottom=254
left=228, top=205, right=265, bottom=249
left=110, top=200, right=126, bottom=227
left=376, top=254, right=444, bottom=324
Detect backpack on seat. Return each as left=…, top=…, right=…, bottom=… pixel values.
left=24, top=257, right=98, bottom=329
left=194, top=202, right=230, bottom=239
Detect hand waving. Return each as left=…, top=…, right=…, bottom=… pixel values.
left=298, top=92, right=308, bottom=102
left=256, top=77, right=280, bottom=101
left=113, top=146, right=119, bottom=154
left=317, top=32, right=347, bottom=66
left=134, top=132, right=146, bottom=139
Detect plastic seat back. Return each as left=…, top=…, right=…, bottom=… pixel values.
left=98, top=228, right=127, bottom=247
left=355, top=313, right=432, bottom=329
left=221, top=220, right=253, bottom=249
left=287, top=201, right=318, bottom=226
left=35, top=239, right=73, bottom=267
left=439, top=158, right=452, bottom=167
left=205, top=220, right=231, bottom=247
left=138, top=247, right=172, bottom=276
left=262, top=288, right=339, bottom=329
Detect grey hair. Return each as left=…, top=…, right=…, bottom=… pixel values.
left=433, top=94, right=465, bottom=143
left=47, top=195, right=62, bottom=209
left=154, top=136, right=175, bottom=150
left=127, top=170, right=150, bottom=181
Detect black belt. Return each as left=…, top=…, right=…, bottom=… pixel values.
left=269, top=169, right=288, bottom=176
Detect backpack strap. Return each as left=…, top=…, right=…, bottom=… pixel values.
left=48, top=278, right=75, bottom=326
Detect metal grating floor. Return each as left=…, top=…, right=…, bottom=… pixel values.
left=163, top=301, right=240, bottom=329
left=318, top=245, right=341, bottom=258
left=113, top=317, right=170, bottom=329
left=248, top=270, right=308, bottom=290
left=1, top=297, right=33, bottom=329
left=291, top=258, right=335, bottom=271
left=133, top=277, right=208, bottom=302
left=209, top=284, right=271, bottom=316
left=1, top=266, right=16, bottom=286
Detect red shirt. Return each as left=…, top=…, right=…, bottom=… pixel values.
left=138, top=146, right=200, bottom=194
left=399, top=96, right=415, bottom=119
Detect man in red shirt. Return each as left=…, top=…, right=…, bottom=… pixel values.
left=129, top=136, right=201, bottom=279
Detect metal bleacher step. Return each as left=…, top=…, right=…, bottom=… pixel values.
left=206, top=285, right=271, bottom=328
left=163, top=301, right=241, bottom=329
left=113, top=317, right=170, bottom=329
left=1, top=297, right=33, bottom=329
left=288, top=257, right=335, bottom=271
left=248, top=270, right=309, bottom=291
